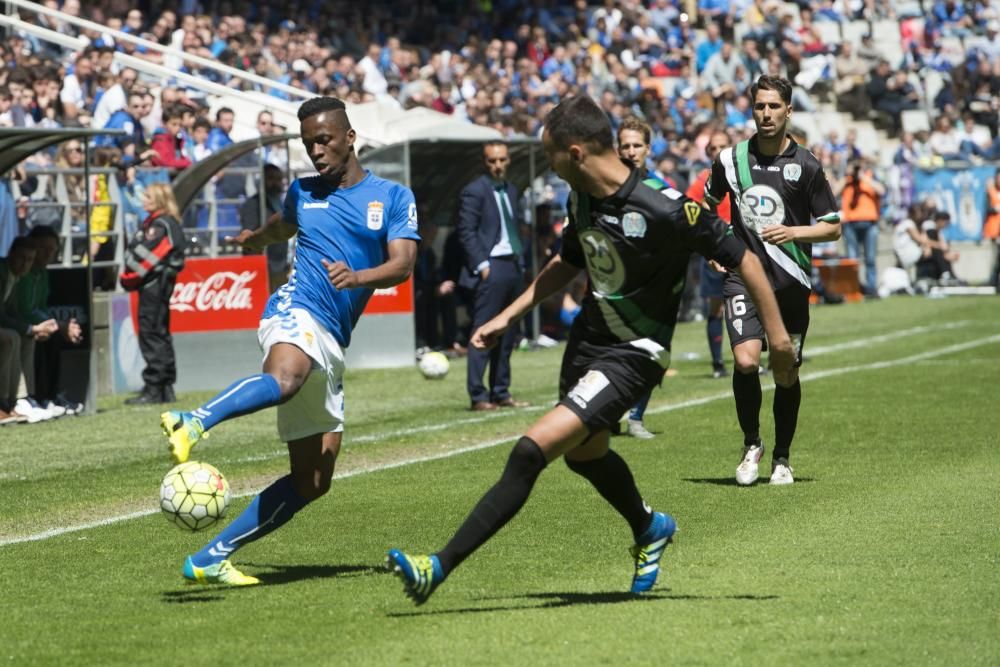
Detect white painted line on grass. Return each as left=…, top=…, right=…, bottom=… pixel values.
left=2, top=332, right=998, bottom=548
left=805, top=321, right=969, bottom=357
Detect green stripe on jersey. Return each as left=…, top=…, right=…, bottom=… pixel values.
left=735, top=141, right=753, bottom=191
left=780, top=241, right=812, bottom=271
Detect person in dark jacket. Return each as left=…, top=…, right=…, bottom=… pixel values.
left=120, top=183, right=186, bottom=405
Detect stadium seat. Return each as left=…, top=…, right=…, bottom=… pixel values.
left=814, top=21, right=842, bottom=47
left=841, top=20, right=869, bottom=48
left=921, top=70, right=945, bottom=108
left=901, top=109, right=931, bottom=134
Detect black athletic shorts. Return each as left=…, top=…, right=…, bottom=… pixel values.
left=557, top=323, right=668, bottom=430
left=722, top=273, right=809, bottom=366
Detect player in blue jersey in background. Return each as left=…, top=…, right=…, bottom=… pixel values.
left=160, top=97, right=420, bottom=585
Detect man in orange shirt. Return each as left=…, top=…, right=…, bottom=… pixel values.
left=840, top=160, right=885, bottom=296
left=686, top=130, right=732, bottom=378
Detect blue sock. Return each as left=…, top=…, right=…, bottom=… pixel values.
left=629, top=390, right=652, bottom=421
left=707, top=316, right=724, bottom=366
left=192, top=475, right=307, bottom=567
left=191, top=373, right=281, bottom=431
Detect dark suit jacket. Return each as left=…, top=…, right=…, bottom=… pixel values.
left=456, top=174, right=523, bottom=290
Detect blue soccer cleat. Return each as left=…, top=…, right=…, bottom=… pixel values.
left=630, top=511, right=677, bottom=593
left=386, top=549, right=444, bottom=605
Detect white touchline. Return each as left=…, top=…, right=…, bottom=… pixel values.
left=2, top=332, right=998, bottom=548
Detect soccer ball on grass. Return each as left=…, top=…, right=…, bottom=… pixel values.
left=159, top=461, right=230, bottom=531
left=417, top=350, right=450, bottom=380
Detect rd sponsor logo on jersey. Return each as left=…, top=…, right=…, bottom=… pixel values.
left=367, top=201, right=384, bottom=230
left=738, top=184, right=785, bottom=238
left=568, top=370, right=610, bottom=409
left=580, top=230, right=626, bottom=296
left=783, top=164, right=802, bottom=182
left=622, top=212, right=647, bottom=238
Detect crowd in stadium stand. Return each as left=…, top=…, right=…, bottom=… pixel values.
left=0, top=0, right=998, bottom=271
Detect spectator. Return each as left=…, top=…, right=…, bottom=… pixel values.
left=834, top=41, right=872, bottom=117
left=59, top=49, right=97, bottom=123
left=238, top=164, right=288, bottom=293
left=15, top=226, right=85, bottom=416
left=190, top=117, right=213, bottom=162
left=916, top=210, right=960, bottom=283
left=0, top=236, right=59, bottom=423
left=867, top=60, right=920, bottom=135
left=893, top=203, right=930, bottom=272
left=840, top=160, right=885, bottom=296
left=149, top=105, right=192, bottom=173
left=96, top=91, right=155, bottom=166
left=92, top=68, right=137, bottom=131
left=119, top=183, right=186, bottom=405
left=927, top=114, right=963, bottom=160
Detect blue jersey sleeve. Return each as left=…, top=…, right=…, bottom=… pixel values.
left=387, top=185, right=421, bottom=243
left=283, top=180, right=301, bottom=226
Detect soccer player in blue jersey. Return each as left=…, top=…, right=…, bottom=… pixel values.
left=160, top=97, right=420, bottom=585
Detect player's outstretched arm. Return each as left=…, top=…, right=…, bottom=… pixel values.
left=734, top=251, right=795, bottom=380
left=471, top=255, right=579, bottom=350
left=226, top=212, right=297, bottom=251
left=323, top=238, right=417, bottom=290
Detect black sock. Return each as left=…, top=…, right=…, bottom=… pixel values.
left=565, top=450, right=652, bottom=541
left=707, top=316, right=724, bottom=367
left=732, top=369, right=762, bottom=445
left=773, top=379, right=801, bottom=461
left=436, top=437, right=547, bottom=575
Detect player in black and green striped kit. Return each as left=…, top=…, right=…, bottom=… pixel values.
left=706, top=75, right=842, bottom=486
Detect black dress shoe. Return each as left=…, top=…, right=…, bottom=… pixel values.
left=161, top=385, right=176, bottom=403
left=125, top=388, right=165, bottom=405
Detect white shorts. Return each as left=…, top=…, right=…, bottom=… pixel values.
left=258, top=307, right=346, bottom=441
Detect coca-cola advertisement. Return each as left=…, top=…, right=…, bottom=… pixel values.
left=130, top=256, right=270, bottom=333
left=365, top=277, right=414, bottom=315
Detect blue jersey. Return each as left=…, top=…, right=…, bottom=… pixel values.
left=261, top=171, right=420, bottom=348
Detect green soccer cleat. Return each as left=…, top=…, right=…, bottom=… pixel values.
left=161, top=411, right=207, bottom=464
left=386, top=549, right=444, bottom=605
left=183, top=556, right=260, bottom=586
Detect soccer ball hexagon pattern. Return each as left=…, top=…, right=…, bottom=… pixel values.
left=418, top=351, right=450, bottom=380
left=159, top=461, right=230, bottom=531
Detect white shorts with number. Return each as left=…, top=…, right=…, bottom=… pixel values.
left=258, top=307, right=346, bottom=441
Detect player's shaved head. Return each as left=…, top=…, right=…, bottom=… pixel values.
left=298, top=96, right=351, bottom=129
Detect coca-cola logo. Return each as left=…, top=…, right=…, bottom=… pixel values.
left=171, top=271, right=258, bottom=312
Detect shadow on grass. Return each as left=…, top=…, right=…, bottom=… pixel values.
left=682, top=477, right=815, bottom=486
left=161, top=563, right=384, bottom=603
left=386, top=590, right=778, bottom=617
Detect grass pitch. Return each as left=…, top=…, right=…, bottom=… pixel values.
left=1, top=296, right=998, bottom=665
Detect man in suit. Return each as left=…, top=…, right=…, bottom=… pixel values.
left=458, top=142, right=531, bottom=411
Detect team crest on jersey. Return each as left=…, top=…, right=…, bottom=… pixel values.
left=367, top=201, right=384, bottom=230
left=622, top=212, right=647, bottom=238
left=407, top=202, right=418, bottom=230
left=683, top=201, right=701, bottom=226
left=784, top=164, right=802, bottom=182
left=733, top=318, right=743, bottom=335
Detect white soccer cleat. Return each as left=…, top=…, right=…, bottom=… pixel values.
left=735, top=441, right=765, bottom=486
left=769, top=458, right=794, bottom=485
left=626, top=419, right=655, bottom=440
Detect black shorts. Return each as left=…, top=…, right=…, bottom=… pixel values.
left=722, top=273, right=809, bottom=366
left=558, top=324, right=667, bottom=430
